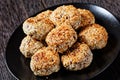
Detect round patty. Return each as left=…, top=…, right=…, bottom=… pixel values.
left=79, top=24, right=108, bottom=49
left=61, top=42, right=93, bottom=71
left=19, top=36, right=44, bottom=58
left=78, top=9, right=95, bottom=27
left=49, top=5, right=81, bottom=30
left=23, top=16, right=54, bottom=41
left=30, top=47, right=60, bottom=76
left=46, top=24, right=77, bottom=53
left=36, top=10, right=52, bottom=20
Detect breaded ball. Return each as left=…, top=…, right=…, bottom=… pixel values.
left=46, top=24, right=77, bottom=53
left=23, top=17, right=54, bottom=40
left=61, top=42, right=93, bottom=71
left=30, top=47, right=60, bottom=76
left=49, top=5, right=81, bottom=30
left=78, top=9, right=95, bottom=27
left=36, top=10, right=52, bottom=20
left=19, top=36, right=44, bottom=58
left=79, top=24, right=108, bottom=49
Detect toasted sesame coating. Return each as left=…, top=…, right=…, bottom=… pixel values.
left=36, top=10, right=53, bottom=20
left=78, top=9, right=95, bottom=27
left=46, top=24, right=77, bottom=53
left=19, top=36, right=44, bottom=58
left=79, top=24, right=108, bottom=49
left=49, top=5, right=81, bottom=30
left=23, top=17, right=54, bottom=41
left=30, top=47, right=60, bottom=76
left=61, top=42, right=93, bottom=71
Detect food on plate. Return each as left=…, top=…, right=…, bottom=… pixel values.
left=19, top=36, right=44, bottom=58
left=49, top=5, right=81, bottom=30
left=78, top=24, right=108, bottom=49
left=36, top=10, right=53, bottom=20
left=46, top=24, right=77, bottom=53
left=78, top=8, right=95, bottom=27
left=30, top=47, right=60, bottom=76
left=19, top=5, right=109, bottom=76
left=22, top=17, right=54, bottom=41
left=61, top=42, right=93, bottom=71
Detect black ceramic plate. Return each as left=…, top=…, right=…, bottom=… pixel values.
left=5, top=3, right=120, bottom=80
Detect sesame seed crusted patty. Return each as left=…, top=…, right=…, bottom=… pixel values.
left=61, top=42, right=93, bottom=71
left=79, top=24, right=108, bottom=49
left=19, top=36, right=44, bottom=58
left=78, top=9, right=95, bottom=27
left=49, top=5, right=81, bottom=30
left=30, top=47, right=60, bottom=76
left=36, top=10, right=53, bottom=20
left=23, top=17, right=54, bottom=41
left=46, top=24, right=77, bottom=53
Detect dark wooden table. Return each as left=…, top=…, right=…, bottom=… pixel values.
left=0, top=0, right=120, bottom=80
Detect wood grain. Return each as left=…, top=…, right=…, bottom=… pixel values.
left=0, top=0, right=120, bottom=80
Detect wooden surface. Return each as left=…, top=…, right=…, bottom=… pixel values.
left=0, top=0, right=120, bottom=80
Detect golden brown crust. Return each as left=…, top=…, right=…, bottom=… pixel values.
left=19, top=36, right=44, bottom=58
left=30, top=47, right=60, bottom=76
left=36, top=10, right=53, bottom=20
left=46, top=24, right=77, bottom=53
left=61, top=42, right=93, bottom=71
left=78, top=24, right=108, bottom=49
left=49, top=5, right=81, bottom=30
left=23, top=17, right=54, bottom=41
left=78, top=9, right=95, bottom=27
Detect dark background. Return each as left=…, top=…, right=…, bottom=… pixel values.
left=0, top=0, right=120, bottom=80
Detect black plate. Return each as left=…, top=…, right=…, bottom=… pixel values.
left=5, top=3, right=120, bottom=80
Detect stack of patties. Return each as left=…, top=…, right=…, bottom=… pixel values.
left=19, top=5, right=108, bottom=76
